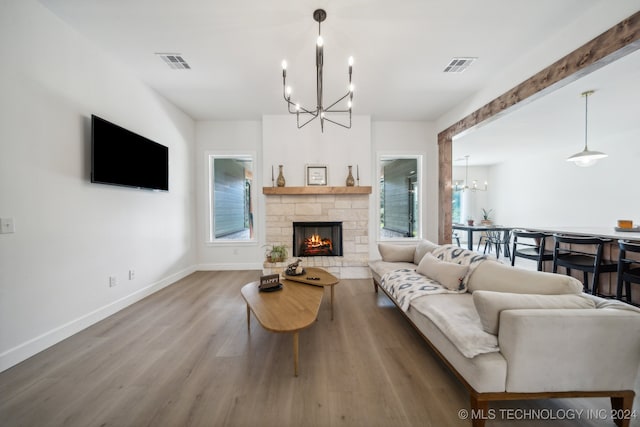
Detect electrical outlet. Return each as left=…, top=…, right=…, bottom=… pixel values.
left=0, top=218, right=15, bottom=234
left=109, top=276, right=117, bottom=287
left=129, top=270, right=135, bottom=280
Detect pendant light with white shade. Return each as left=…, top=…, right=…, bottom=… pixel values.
left=567, top=90, right=607, bottom=167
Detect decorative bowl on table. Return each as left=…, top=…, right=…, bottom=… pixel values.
left=285, top=258, right=305, bottom=276
left=285, top=267, right=306, bottom=276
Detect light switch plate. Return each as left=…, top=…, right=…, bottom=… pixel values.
left=0, top=218, right=15, bottom=234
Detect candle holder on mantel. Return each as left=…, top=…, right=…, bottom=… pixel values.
left=346, top=165, right=355, bottom=187
left=276, top=165, right=286, bottom=187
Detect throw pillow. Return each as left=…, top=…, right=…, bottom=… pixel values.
left=378, top=243, right=416, bottom=263
left=473, top=290, right=596, bottom=335
left=416, top=253, right=469, bottom=291
left=413, top=239, right=440, bottom=264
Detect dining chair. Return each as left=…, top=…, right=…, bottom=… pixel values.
left=453, top=232, right=461, bottom=247
left=552, top=234, right=617, bottom=295
left=476, top=232, right=489, bottom=252
left=511, top=230, right=553, bottom=271
left=483, top=229, right=511, bottom=259
left=617, top=240, right=640, bottom=305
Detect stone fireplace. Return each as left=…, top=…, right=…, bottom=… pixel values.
left=263, top=190, right=371, bottom=278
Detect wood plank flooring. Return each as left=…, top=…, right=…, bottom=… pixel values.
left=1, top=270, right=638, bottom=426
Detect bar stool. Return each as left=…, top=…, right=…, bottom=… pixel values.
left=552, top=234, right=618, bottom=295
left=617, top=240, right=640, bottom=305
left=511, top=230, right=553, bottom=271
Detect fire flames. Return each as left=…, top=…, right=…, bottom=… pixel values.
left=303, top=234, right=333, bottom=255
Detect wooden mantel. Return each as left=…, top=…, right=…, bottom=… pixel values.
left=263, top=186, right=372, bottom=195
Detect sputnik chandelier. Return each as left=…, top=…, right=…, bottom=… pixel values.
left=454, top=155, right=487, bottom=192
left=281, top=9, right=354, bottom=132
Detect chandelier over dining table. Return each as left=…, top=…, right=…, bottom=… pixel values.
left=281, top=9, right=354, bottom=132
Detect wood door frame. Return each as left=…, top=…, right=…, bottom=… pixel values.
left=437, top=11, right=640, bottom=244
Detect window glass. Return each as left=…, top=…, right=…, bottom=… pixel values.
left=452, top=188, right=462, bottom=224
left=208, top=154, right=255, bottom=242
left=378, top=155, right=422, bottom=240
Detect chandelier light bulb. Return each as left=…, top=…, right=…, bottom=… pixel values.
left=281, top=60, right=287, bottom=70
left=347, top=100, right=352, bottom=109
left=349, top=83, right=355, bottom=93
left=316, top=36, right=324, bottom=47
left=286, top=86, right=292, bottom=96
left=348, top=56, right=354, bottom=66
left=295, top=103, right=300, bottom=111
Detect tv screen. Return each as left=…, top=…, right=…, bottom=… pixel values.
left=91, top=115, right=168, bottom=191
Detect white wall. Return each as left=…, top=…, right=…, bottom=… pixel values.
left=195, top=121, right=264, bottom=270
left=195, top=117, right=436, bottom=267
left=262, top=115, right=372, bottom=187
left=436, top=3, right=640, bottom=132
left=487, top=132, right=640, bottom=228
left=372, top=121, right=438, bottom=248
left=452, top=165, right=490, bottom=223
left=0, top=0, right=196, bottom=371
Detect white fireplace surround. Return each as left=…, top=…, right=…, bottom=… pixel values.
left=263, top=193, right=371, bottom=278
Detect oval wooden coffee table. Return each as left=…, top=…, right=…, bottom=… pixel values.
left=241, top=280, right=323, bottom=376
left=283, top=267, right=340, bottom=320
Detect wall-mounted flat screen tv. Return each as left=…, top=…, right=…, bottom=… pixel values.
left=91, top=115, right=169, bottom=191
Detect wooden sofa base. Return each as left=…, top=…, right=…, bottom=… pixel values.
left=372, top=278, right=636, bottom=427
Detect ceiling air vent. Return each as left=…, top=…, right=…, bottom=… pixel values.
left=156, top=53, right=191, bottom=70
left=444, top=57, right=477, bottom=73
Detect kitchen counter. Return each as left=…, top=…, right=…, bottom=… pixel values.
left=516, top=226, right=640, bottom=241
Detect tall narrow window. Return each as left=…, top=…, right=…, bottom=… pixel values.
left=208, top=154, right=255, bottom=242
left=378, top=155, right=422, bottom=240
left=452, top=188, right=462, bottom=224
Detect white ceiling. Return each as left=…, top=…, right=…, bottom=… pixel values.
left=36, top=0, right=639, bottom=159
left=454, top=48, right=640, bottom=165
left=37, top=0, right=637, bottom=121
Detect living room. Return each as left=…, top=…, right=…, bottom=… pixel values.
left=1, top=1, right=640, bottom=426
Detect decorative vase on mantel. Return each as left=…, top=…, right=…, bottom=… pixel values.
left=346, top=165, right=355, bottom=187
left=276, top=165, right=286, bottom=187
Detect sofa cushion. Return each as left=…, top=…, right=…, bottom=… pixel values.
left=378, top=243, right=416, bottom=262
left=417, top=253, right=468, bottom=291
left=414, top=240, right=440, bottom=264
left=467, top=261, right=583, bottom=295
left=473, top=290, right=596, bottom=334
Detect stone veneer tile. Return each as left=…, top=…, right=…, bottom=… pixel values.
left=266, top=204, right=294, bottom=215
left=294, top=203, right=322, bottom=215
left=264, top=193, right=371, bottom=278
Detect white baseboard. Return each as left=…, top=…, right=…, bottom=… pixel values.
left=0, top=265, right=197, bottom=373
left=197, top=262, right=264, bottom=271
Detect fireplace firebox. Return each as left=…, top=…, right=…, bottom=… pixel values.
left=293, top=221, right=343, bottom=257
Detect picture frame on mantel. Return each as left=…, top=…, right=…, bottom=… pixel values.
left=305, top=165, right=328, bottom=186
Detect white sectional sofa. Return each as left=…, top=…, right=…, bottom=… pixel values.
left=369, top=240, right=640, bottom=427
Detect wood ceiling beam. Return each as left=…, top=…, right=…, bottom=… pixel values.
left=437, top=10, right=640, bottom=244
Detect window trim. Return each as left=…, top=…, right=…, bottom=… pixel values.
left=206, top=151, right=258, bottom=245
